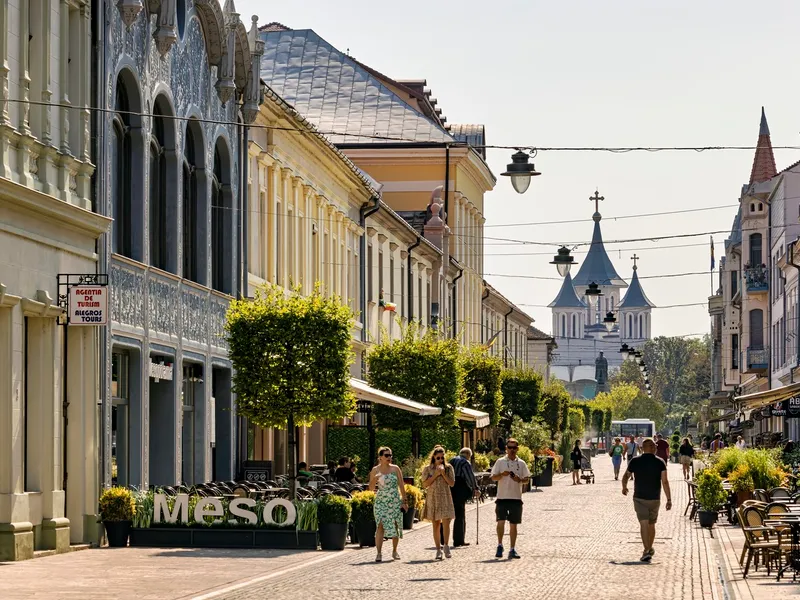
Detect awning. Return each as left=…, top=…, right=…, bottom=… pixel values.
left=707, top=411, right=736, bottom=424
left=349, top=379, right=442, bottom=416
left=456, top=407, right=491, bottom=429
left=734, top=382, right=800, bottom=410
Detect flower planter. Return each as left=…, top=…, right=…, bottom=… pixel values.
left=736, top=491, right=754, bottom=506
left=698, top=510, right=718, bottom=528
left=319, top=522, right=348, bottom=551
left=104, top=521, right=132, bottom=548
left=128, top=527, right=318, bottom=549
left=402, top=508, right=416, bottom=530
left=354, top=520, right=376, bottom=547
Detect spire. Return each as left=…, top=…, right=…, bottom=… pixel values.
left=571, top=191, right=627, bottom=288
left=619, top=263, right=655, bottom=309
left=750, top=106, right=777, bottom=184
left=548, top=272, right=587, bottom=309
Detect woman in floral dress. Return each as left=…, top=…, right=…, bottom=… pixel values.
left=369, top=446, right=407, bottom=563
left=421, top=445, right=456, bottom=560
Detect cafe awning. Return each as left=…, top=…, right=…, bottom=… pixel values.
left=707, top=411, right=736, bottom=424
left=456, top=407, right=491, bottom=429
left=734, top=382, right=800, bottom=410
left=349, top=379, right=442, bottom=416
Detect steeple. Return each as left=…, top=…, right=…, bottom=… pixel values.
left=548, top=272, right=587, bottom=309
left=571, top=191, right=627, bottom=288
left=618, top=261, right=655, bottom=309
left=749, top=107, right=777, bottom=184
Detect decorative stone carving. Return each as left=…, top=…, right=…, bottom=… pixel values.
left=241, top=16, right=263, bottom=124
left=110, top=262, right=146, bottom=328
left=117, top=0, right=144, bottom=29
left=0, top=66, right=9, bottom=125
left=215, top=1, right=238, bottom=105
left=153, top=0, right=178, bottom=58
left=209, top=297, right=229, bottom=350
left=181, top=288, right=208, bottom=344
left=148, top=275, right=179, bottom=336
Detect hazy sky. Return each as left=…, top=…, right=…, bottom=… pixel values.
left=237, top=0, right=800, bottom=338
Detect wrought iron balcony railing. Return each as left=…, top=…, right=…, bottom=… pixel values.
left=744, top=265, right=769, bottom=292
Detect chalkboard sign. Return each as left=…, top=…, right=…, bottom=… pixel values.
left=240, top=460, right=272, bottom=483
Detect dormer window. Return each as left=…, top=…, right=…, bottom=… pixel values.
left=758, top=202, right=763, bottom=211
left=751, top=203, right=756, bottom=212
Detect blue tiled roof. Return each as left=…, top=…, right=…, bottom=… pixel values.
left=548, top=272, right=587, bottom=309
left=571, top=214, right=627, bottom=288
left=725, top=206, right=742, bottom=250
left=618, top=269, right=655, bottom=309
left=259, top=29, right=455, bottom=145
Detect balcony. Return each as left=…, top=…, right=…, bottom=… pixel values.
left=708, top=294, right=723, bottom=316
left=744, top=346, right=769, bottom=373
left=744, top=265, right=769, bottom=293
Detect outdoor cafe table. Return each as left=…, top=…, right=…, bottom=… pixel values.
left=765, top=514, right=800, bottom=581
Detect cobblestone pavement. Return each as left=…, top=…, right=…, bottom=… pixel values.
left=1, top=457, right=727, bottom=600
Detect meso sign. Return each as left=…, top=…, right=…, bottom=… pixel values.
left=152, top=493, right=297, bottom=526
left=68, top=285, right=108, bottom=325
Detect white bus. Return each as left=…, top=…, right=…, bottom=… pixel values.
left=610, top=419, right=656, bottom=439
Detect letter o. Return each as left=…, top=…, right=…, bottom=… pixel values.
left=263, top=498, right=296, bottom=526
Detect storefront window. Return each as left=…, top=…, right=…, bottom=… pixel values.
left=111, top=351, right=130, bottom=486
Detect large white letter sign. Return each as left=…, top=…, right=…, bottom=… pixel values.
left=263, top=498, right=297, bottom=526
left=229, top=498, right=258, bottom=525
left=194, top=497, right=225, bottom=525
left=154, top=493, right=188, bottom=524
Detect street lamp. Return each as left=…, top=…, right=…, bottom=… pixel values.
left=550, top=246, right=577, bottom=277
left=619, top=343, right=631, bottom=361
left=584, top=282, right=603, bottom=309
left=603, top=312, right=617, bottom=333
left=639, top=361, right=647, bottom=373
left=501, top=150, right=541, bottom=194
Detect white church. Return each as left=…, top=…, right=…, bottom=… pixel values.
left=549, top=194, right=655, bottom=399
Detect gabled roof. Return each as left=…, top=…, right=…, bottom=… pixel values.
left=258, top=29, right=455, bottom=145
left=618, top=268, right=655, bottom=309
left=750, top=107, right=777, bottom=184
left=548, top=272, right=587, bottom=309
left=571, top=213, right=627, bottom=288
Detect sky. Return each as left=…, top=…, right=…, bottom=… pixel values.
left=237, top=0, right=800, bottom=338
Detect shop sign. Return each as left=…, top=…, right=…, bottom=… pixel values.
left=68, top=285, right=108, bottom=325
left=772, top=401, right=787, bottom=417
left=743, top=419, right=755, bottom=429
left=753, top=410, right=763, bottom=422
left=149, top=360, right=174, bottom=382
left=788, top=396, right=800, bottom=418
left=153, top=493, right=296, bottom=526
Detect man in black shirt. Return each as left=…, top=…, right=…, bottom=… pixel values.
left=622, top=438, right=672, bottom=562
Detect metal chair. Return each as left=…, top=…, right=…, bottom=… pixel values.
left=740, top=506, right=783, bottom=577
left=769, top=487, right=792, bottom=500
left=754, top=489, right=771, bottom=503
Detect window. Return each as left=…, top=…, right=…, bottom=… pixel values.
left=211, top=139, right=233, bottom=294
left=730, top=270, right=737, bottom=297
left=389, top=257, right=395, bottom=328
left=182, top=121, right=203, bottom=283
left=378, top=251, right=384, bottom=301
left=561, top=315, right=566, bottom=337
left=276, top=201, right=282, bottom=284
left=749, top=309, right=764, bottom=348
left=731, top=334, right=739, bottom=369
left=287, top=207, right=294, bottom=284
left=638, top=314, right=643, bottom=339
left=749, top=233, right=762, bottom=267
left=418, top=273, right=423, bottom=323
left=426, top=279, right=431, bottom=325
left=367, top=244, right=374, bottom=302
left=572, top=314, right=577, bottom=338
left=312, top=226, right=320, bottom=287
left=112, top=77, right=136, bottom=259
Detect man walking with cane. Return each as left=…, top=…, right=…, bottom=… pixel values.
left=450, top=448, right=479, bottom=547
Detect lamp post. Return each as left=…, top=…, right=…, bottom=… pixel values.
left=584, top=282, right=602, bottom=309
left=619, top=343, right=631, bottom=361
left=603, top=312, right=616, bottom=333
left=550, top=246, right=577, bottom=277
left=501, top=150, right=541, bottom=194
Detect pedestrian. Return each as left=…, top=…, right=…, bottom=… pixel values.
left=369, top=447, right=407, bottom=563
left=421, top=445, right=456, bottom=560
left=710, top=432, right=725, bottom=453
left=449, top=447, right=479, bottom=548
left=626, top=436, right=638, bottom=463
left=323, top=460, right=337, bottom=481
left=334, top=457, right=356, bottom=483
left=491, top=437, right=531, bottom=559
left=654, top=434, right=670, bottom=463
left=735, top=436, right=746, bottom=450
left=610, top=437, right=625, bottom=480
left=679, top=438, right=694, bottom=480
left=570, top=440, right=583, bottom=485
left=621, top=438, right=672, bottom=562
left=635, top=434, right=644, bottom=451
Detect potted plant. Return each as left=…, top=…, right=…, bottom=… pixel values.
left=99, top=486, right=135, bottom=547
left=317, top=495, right=351, bottom=551
left=403, top=484, right=422, bottom=530
left=728, top=464, right=755, bottom=506
left=350, top=491, right=376, bottom=547
left=695, top=470, right=727, bottom=528
left=670, top=430, right=681, bottom=463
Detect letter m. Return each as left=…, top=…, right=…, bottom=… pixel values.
left=154, top=493, right=188, bottom=524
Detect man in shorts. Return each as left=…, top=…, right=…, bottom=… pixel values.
left=622, top=438, right=672, bottom=562
left=490, top=437, right=530, bottom=559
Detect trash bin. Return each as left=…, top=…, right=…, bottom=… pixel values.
left=532, top=457, right=554, bottom=487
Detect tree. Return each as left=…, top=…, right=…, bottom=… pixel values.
left=591, top=408, right=604, bottom=442
left=596, top=383, right=641, bottom=421
left=540, top=380, right=570, bottom=439
left=510, top=416, right=550, bottom=453
left=366, top=323, right=462, bottom=432
left=567, top=407, right=585, bottom=440
left=500, top=367, right=543, bottom=431
left=627, top=392, right=666, bottom=426
left=226, top=285, right=355, bottom=497
left=461, top=346, right=503, bottom=427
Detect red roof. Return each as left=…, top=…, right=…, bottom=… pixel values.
left=750, top=107, right=777, bottom=184
left=259, top=22, right=291, bottom=32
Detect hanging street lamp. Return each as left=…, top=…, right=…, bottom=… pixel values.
left=619, top=343, right=631, bottom=361
left=501, top=150, right=541, bottom=194
left=603, top=311, right=617, bottom=333
left=639, top=361, right=647, bottom=373
left=550, top=246, right=577, bottom=278
left=584, top=282, right=603, bottom=309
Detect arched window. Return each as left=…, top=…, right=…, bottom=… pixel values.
left=211, top=138, right=234, bottom=294
left=638, top=314, right=643, bottom=339
left=182, top=120, right=206, bottom=284
left=561, top=314, right=566, bottom=337
left=149, top=95, right=178, bottom=273
left=628, top=314, right=633, bottom=337
left=572, top=314, right=577, bottom=338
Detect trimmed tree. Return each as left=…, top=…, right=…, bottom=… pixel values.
left=366, top=323, right=462, bottom=433
left=540, top=379, right=570, bottom=440
left=226, top=285, right=355, bottom=497
left=460, top=346, right=504, bottom=427
left=500, top=367, right=543, bottom=431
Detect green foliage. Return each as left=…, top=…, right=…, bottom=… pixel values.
left=500, top=368, right=543, bottom=430
left=132, top=490, right=154, bottom=528
left=558, top=436, right=572, bottom=473
left=400, top=455, right=426, bottom=481
left=696, top=470, right=728, bottom=512
left=710, top=447, right=745, bottom=477
left=573, top=401, right=592, bottom=429
left=540, top=380, right=570, bottom=438
left=591, top=408, right=604, bottom=433
left=710, top=447, right=786, bottom=490
left=626, top=393, right=666, bottom=426
left=460, top=346, right=503, bottom=426
left=473, top=453, right=491, bottom=472
left=516, top=445, right=534, bottom=469
left=603, top=408, right=613, bottom=432
left=670, top=430, right=681, bottom=456
left=367, top=324, right=462, bottom=431
left=326, top=427, right=370, bottom=478
left=226, top=285, right=355, bottom=428
left=404, top=484, right=423, bottom=510
left=420, top=429, right=462, bottom=457
left=350, top=491, right=376, bottom=524
left=728, top=465, right=755, bottom=493
left=317, top=495, right=351, bottom=525
left=567, top=407, right=585, bottom=440
left=510, top=416, right=551, bottom=454
left=296, top=499, right=319, bottom=530
left=99, top=487, right=135, bottom=522
left=375, top=430, right=413, bottom=466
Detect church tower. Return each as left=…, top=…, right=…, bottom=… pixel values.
left=618, top=255, right=655, bottom=342
left=549, top=272, right=587, bottom=339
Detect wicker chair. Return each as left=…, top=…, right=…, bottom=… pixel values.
left=740, top=506, right=783, bottom=577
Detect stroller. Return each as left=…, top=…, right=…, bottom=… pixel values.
left=580, top=449, right=595, bottom=484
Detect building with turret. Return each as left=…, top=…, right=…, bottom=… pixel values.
left=550, top=193, right=655, bottom=399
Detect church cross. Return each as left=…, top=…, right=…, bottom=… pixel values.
left=631, top=254, right=639, bottom=270
left=590, top=190, right=604, bottom=213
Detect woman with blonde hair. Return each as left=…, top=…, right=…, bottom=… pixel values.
left=421, top=445, right=456, bottom=560
left=369, top=446, right=407, bottom=562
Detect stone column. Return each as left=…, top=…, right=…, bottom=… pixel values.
left=58, top=0, right=71, bottom=156
left=0, top=0, right=9, bottom=126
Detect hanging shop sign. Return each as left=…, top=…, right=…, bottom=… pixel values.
left=153, top=493, right=296, bottom=526
left=57, top=274, right=109, bottom=326
left=788, top=396, right=800, bottom=418
left=771, top=401, right=787, bottom=417
left=149, top=360, right=174, bottom=381
left=742, top=419, right=755, bottom=429
left=753, top=410, right=764, bottom=422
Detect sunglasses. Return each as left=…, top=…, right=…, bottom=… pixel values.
left=507, top=445, right=519, bottom=450
left=435, top=455, right=444, bottom=460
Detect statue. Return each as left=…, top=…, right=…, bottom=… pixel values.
left=595, top=352, right=609, bottom=389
